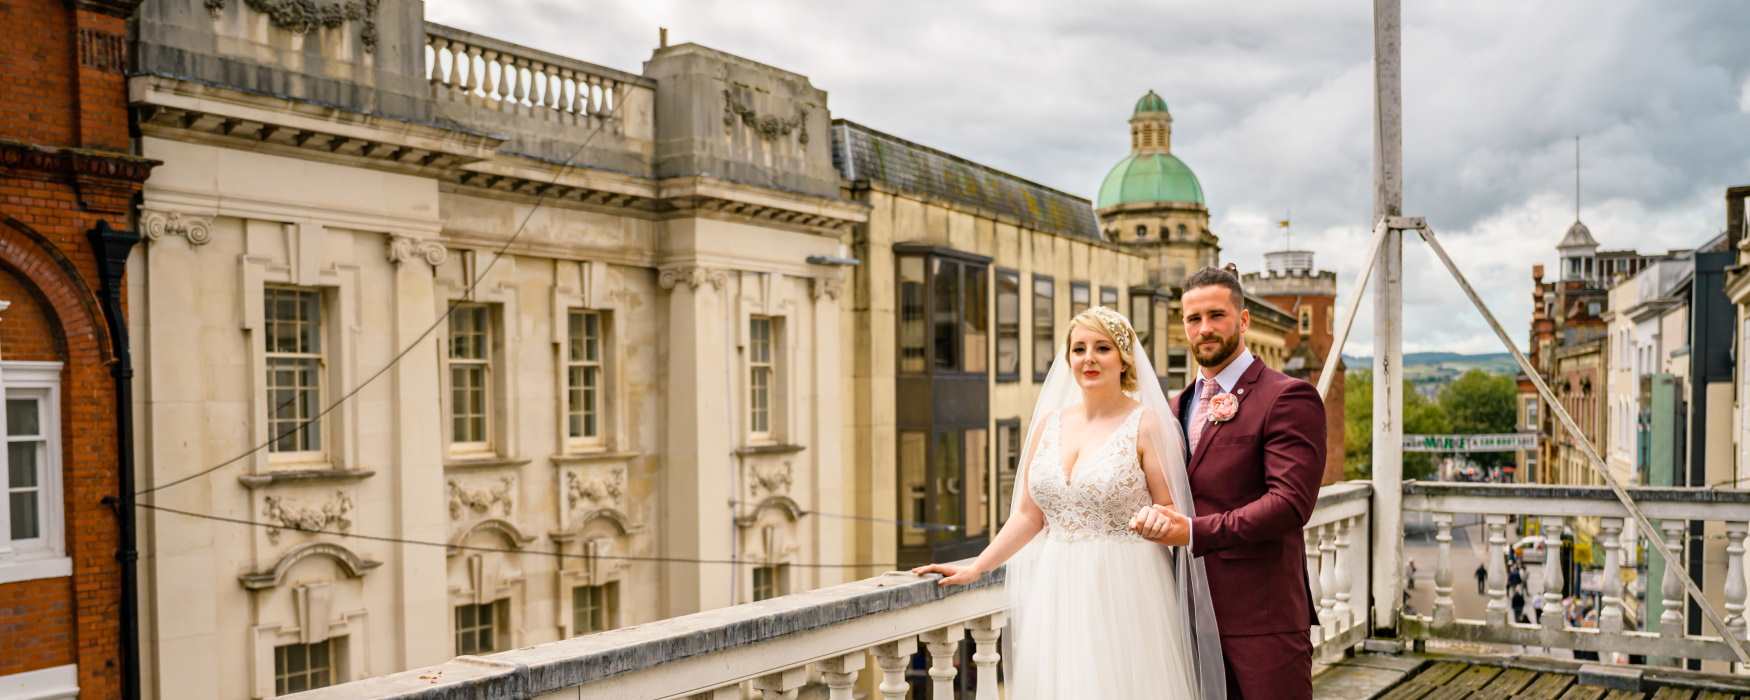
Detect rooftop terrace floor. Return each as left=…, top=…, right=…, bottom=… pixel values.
left=1315, top=651, right=1750, bottom=699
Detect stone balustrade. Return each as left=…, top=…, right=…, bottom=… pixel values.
left=1308, top=481, right=1374, bottom=661
left=1401, top=481, right=1750, bottom=667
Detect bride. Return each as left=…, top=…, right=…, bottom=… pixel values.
left=911, top=306, right=1224, bottom=699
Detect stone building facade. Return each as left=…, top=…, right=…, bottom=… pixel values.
left=0, top=0, right=158, bottom=698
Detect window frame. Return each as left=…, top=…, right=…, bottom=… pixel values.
left=897, top=255, right=929, bottom=375
left=446, top=303, right=496, bottom=456
left=1099, top=286, right=1119, bottom=311
left=1299, top=306, right=1313, bottom=334
left=454, top=600, right=506, bottom=655
left=1070, top=281, right=1091, bottom=317
left=994, top=418, right=1022, bottom=532
left=263, top=286, right=326, bottom=461
left=564, top=309, right=608, bottom=450
left=1032, top=274, right=1056, bottom=382
left=274, top=638, right=339, bottom=695
left=571, top=582, right=620, bottom=636
left=995, top=268, right=1022, bottom=383
left=753, top=564, right=790, bottom=601
left=0, top=361, right=66, bottom=584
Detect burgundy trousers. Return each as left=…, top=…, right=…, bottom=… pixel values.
left=1220, top=631, right=1313, bottom=700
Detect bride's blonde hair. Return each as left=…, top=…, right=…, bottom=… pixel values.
left=1064, top=306, right=1139, bottom=392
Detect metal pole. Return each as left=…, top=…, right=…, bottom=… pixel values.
left=1316, top=220, right=1388, bottom=399
left=1370, top=0, right=1406, bottom=634
left=1415, top=223, right=1750, bottom=664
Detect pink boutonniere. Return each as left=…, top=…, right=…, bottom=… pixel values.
left=1206, top=392, right=1239, bottom=423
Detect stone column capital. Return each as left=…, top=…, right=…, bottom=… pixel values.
left=659, top=265, right=728, bottom=292
left=387, top=235, right=448, bottom=267
left=141, top=209, right=213, bottom=247
left=810, top=273, right=845, bottom=302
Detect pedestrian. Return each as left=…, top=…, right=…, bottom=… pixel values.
left=1407, top=559, right=1418, bottom=589
left=1475, top=562, right=1487, bottom=594
left=1510, top=584, right=1527, bottom=624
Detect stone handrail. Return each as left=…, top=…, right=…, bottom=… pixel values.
left=293, top=484, right=1373, bottom=698
left=424, top=22, right=653, bottom=133
left=1402, top=481, right=1750, bottom=667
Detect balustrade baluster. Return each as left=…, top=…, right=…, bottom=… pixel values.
left=1305, top=527, right=1324, bottom=640
left=529, top=61, right=549, bottom=113
left=751, top=667, right=806, bottom=700
left=558, top=69, right=578, bottom=121
left=969, top=614, right=1005, bottom=700
left=1333, top=515, right=1355, bottom=630
left=1661, top=519, right=1686, bottom=640
left=1433, top=512, right=1454, bottom=627
left=1320, top=523, right=1338, bottom=618
left=1727, top=522, right=1748, bottom=664
left=455, top=43, right=476, bottom=95
left=427, top=37, right=448, bottom=93
left=816, top=652, right=865, bottom=700
left=1485, top=514, right=1509, bottom=627
left=1541, top=518, right=1564, bottom=631
left=872, top=638, right=916, bottom=700
left=1600, top=517, right=1625, bottom=634
left=513, top=58, right=532, bottom=108
left=921, top=624, right=963, bottom=699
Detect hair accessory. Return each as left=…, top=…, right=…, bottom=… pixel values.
left=1081, top=305, right=1135, bottom=350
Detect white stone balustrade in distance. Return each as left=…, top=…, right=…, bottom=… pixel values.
left=1484, top=513, right=1509, bottom=627
left=1433, top=512, right=1454, bottom=628
left=1542, top=518, right=1565, bottom=632
left=1600, top=517, right=1625, bottom=635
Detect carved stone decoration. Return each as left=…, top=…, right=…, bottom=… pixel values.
left=448, top=476, right=515, bottom=520
left=722, top=90, right=808, bottom=144
left=141, top=210, right=213, bottom=246
left=239, top=541, right=382, bottom=590
left=262, top=490, right=355, bottom=544
left=386, top=235, right=448, bottom=266
left=810, top=275, right=845, bottom=302
left=749, top=461, right=793, bottom=499
left=658, top=266, right=728, bottom=292
left=565, top=468, right=626, bottom=513
left=206, top=0, right=382, bottom=53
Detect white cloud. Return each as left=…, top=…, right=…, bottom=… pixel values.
left=426, top=0, right=1750, bottom=355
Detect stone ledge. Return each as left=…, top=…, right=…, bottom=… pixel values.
left=238, top=468, right=375, bottom=489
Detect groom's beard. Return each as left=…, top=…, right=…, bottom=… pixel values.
left=1192, top=332, right=1241, bottom=368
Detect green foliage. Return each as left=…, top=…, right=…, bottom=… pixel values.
left=1345, top=369, right=1519, bottom=480
left=1436, top=370, right=1520, bottom=468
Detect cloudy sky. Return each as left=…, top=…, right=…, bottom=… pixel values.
left=428, top=1, right=1750, bottom=354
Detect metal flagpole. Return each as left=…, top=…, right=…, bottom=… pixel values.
left=1413, top=221, right=1750, bottom=665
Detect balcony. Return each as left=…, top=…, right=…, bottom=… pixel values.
left=295, top=481, right=1750, bottom=699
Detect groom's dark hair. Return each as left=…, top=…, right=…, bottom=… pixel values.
left=1182, top=264, right=1245, bottom=309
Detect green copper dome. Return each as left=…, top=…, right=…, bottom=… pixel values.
left=1096, top=152, right=1205, bottom=209
left=1133, top=90, right=1169, bottom=115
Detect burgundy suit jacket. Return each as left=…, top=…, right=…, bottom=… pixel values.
left=1176, top=360, right=1326, bottom=637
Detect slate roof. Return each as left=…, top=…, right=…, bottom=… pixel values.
left=830, top=119, right=1103, bottom=241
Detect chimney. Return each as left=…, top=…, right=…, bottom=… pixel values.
left=1728, top=185, right=1749, bottom=251
left=659, top=27, right=669, bottom=49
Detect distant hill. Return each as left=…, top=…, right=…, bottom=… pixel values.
left=1343, top=352, right=1520, bottom=378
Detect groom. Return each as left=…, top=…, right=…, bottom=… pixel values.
left=1132, top=265, right=1326, bottom=700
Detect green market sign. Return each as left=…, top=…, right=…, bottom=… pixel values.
left=1402, top=433, right=1537, bottom=453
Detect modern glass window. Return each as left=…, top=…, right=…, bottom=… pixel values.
left=995, top=420, right=1022, bottom=531
left=753, top=564, right=789, bottom=601
left=963, top=265, right=988, bottom=373
left=899, top=431, right=928, bottom=547
left=455, top=602, right=502, bottom=655
left=566, top=310, right=605, bottom=444
left=898, top=257, right=928, bottom=374
left=750, top=316, right=775, bottom=437
left=933, top=259, right=961, bottom=371
left=448, top=304, right=493, bottom=450
left=1032, top=276, right=1055, bottom=380
left=1100, top=286, right=1119, bottom=311
left=996, top=269, right=1021, bottom=381
left=1070, top=282, right=1091, bottom=317
left=572, top=583, right=619, bottom=635
left=265, top=287, right=323, bottom=454
left=274, top=639, right=337, bottom=695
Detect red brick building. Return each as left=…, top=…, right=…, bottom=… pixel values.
left=1243, top=249, right=1347, bottom=483
left=0, top=0, right=156, bottom=697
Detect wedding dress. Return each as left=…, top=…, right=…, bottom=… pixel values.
left=1003, top=340, right=1224, bottom=699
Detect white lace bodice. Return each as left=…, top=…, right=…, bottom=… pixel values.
left=1028, top=407, right=1151, bottom=542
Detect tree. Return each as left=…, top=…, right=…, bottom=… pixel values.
left=1436, top=370, right=1519, bottom=469
left=1344, top=371, right=1450, bottom=481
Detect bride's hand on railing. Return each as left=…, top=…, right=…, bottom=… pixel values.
left=910, top=562, right=984, bottom=586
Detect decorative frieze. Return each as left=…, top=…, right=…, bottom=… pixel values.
left=205, top=0, right=382, bottom=53
left=659, top=265, right=728, bottom=292
left=565, top=468, right=626, bottom=513
left=387, top=235, right=448, bottom=266
left=722, top=89, right=808, bottom=144
left=749, top=461, right=793, bottom=499
left=141, top=210, right=214, bottom=247
left=262, top=490, right=355, bottom=544
left=448, top=476, right=516, bottom=520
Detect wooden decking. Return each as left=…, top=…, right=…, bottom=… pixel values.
left=1374, top=660, right=1745, bottom=700
left=1313, top=653, right=1750, bottom=700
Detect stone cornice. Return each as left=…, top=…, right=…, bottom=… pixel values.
left=68, top=0, right=145, bottom=18
left=0, top=138, right=160, bottom=184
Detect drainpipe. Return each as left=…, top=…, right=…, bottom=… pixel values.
left=89, top=220, right=141, bottom=700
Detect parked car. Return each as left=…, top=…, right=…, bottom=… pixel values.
left=1513, top=535, right=1547, bottom=564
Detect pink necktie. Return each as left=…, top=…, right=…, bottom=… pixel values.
left=1189, top=378, right=1219, bottom=454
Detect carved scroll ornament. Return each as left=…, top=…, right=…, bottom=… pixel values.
left=141, top=210, right=213, bottom=246
left=387, top=235, right=448, bottom=266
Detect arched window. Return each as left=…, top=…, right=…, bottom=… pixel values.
left=1177, top=224, right=1188, bottom=239
left=1135, top=225, right=1148, bottom=238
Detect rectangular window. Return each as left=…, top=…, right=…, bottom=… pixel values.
left=965, top=428, right=988, bottom=538
left=749, top=316, right=775, bottom=436
left=1100, top=286, right=1119, bottom=310
left=566, top=311, right=605, bottom=444
left=1525, top=397, right=1539, bottom=430
left=753, top=564, right=789, bottom=601
left=898, top=257, right=927, bottom=374
left=899, top=431, right=928, bottom=547
left=6, top=394, right=46, bottom=545
left=1032, top=276, right=1055, bottom=380
left=1070, top=282, right=1091, bottom=317
left=455, top=602, right=502, bottom=655
left=265, top=287, right=323, bottom=454
left=1299, top=307, right=1313, bottom=334
left=0, top=363, right=62, bottom=570
left=995, top=420, right=1022, bottom=531
left=963, top=265, right=987, bottom=373
left=448, top=304, right=493, bottom=451
left=274, top=639, right=337, bottom=695
left=572, top=582, right=619, bottom=635
left=995, top=270, right=1021, bottom=381
left=1166, top=349, right=1190, bottom=392
left=933, top=259, right=960, bottom=371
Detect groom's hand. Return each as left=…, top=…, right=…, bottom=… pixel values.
left=1130, top=504, right=1191, bottom=546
